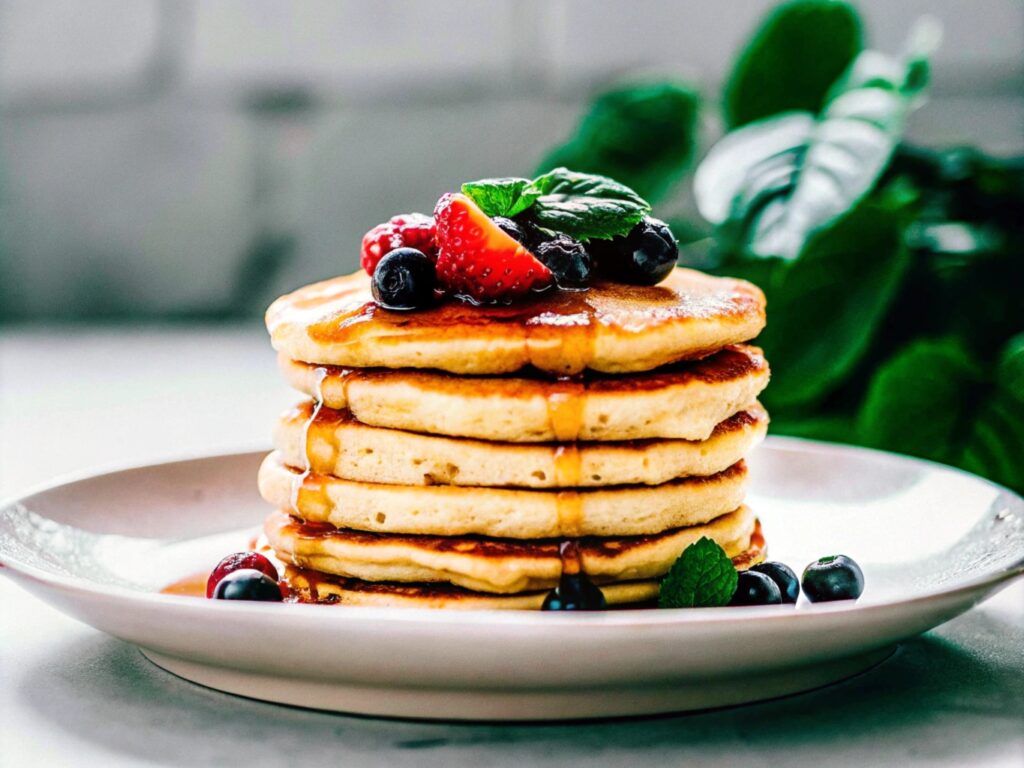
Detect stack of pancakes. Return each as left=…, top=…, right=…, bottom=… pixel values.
left=259, top=267, right=769, bottom=609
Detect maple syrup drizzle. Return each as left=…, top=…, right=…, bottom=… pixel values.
left=552, top=443, right=584, bottom=536
left=558, top=539, right=583, bottom=576
left=291, top=367, right=328, bottom=514
left=545, top=380, right=586, bottom=441
left=558, top=537, right=603, bottom=601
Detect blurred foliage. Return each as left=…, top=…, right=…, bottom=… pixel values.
left=545, top=0, right=1024, bottom=492
left=537, top=81, right=700, bottom=204
left=723, top=0, right=862, bottom=128
left=727, top=194, right=914, bottom=411
left=697, top=20, right=937, bottom=259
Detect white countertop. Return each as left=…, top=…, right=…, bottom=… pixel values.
left=2, top=325, right=1022, bottom=767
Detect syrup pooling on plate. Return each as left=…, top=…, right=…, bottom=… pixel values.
left=160, top=571, right=209, bottom=597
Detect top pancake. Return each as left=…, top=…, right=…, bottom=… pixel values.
left=266, top=267, right=766, bottom=375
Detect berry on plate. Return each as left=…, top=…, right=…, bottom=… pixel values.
left=750, top=561, right=800, bottom=604
left=206, top=551, right=279, bottom=598
left=360, top=213, right=436, bottom=276
left=802, top=555, right=865, bottom=602
left=212, top=569, right=283, bottom=602
left=729, top=570, right=783, bottom=606
left=371, top=247, right=437, bottom=311
left=541, top=573, right=607, bottom=611
left=434, top=193, right=552, bottom=303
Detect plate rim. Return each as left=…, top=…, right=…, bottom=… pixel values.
left=3, top=436, right=1023, bottom=629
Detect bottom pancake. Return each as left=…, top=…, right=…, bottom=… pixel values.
left=266, top=505, right=757, bottom=594
left=282, top=521, right=766, bottom=609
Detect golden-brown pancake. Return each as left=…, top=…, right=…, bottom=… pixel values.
left=258, top=452, right=748, bottom=538
left=275, top=402, right=767, bottom=488
left=280, top=520, right=766, bottom=609
left=266, top=268, right=766, bottom=376
left=264, top=505, right=756, bottom=594
left=279, top=344, right=769, bottom=443
left=285, top=568, right=661, bottom=609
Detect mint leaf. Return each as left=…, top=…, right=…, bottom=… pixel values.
left=537, top=81, right=700, bottom=204
left=524, top=168, right=651, bottom=241
left=658, top=537, right=738, bottom=609
left=461, top=177, right=540, bottom=218
left=724, top=0, right=863, bottom=128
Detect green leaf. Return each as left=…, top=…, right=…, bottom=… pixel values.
left=658, top=537, right=738, bottom=609
left=461, top=177, right=539, bottom=218
left=961, top=333, right=1024, bottom=494
left=856, top=338, right=984, bottom=464
left=725, top=0, right=863, bottom=128
left=524, top=167, right=651, bottom=241
left=753, top=199, right=913, bottom=411
left=537, top=81, right=700, bottom=204
left=695, top=19, right=940, bottom=260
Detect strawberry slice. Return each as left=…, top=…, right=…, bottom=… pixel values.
left=433, top=193, right=552, bottom=303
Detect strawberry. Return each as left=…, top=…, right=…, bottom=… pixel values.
left=360, top=213, right=436, bottom=276
left=433, top=193, right=552, bottom=303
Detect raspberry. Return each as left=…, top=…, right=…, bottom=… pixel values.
left=433, top=193, right=552, bottom=303
left=360, top=213, right=436, bottom=276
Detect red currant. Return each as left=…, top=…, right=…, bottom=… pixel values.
left=206, top=551, right=278, bottom=598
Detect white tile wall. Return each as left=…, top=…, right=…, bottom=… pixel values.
left=0, top=0, right=161, bottom=93
left=185, top=0, right=527, bottom=93
left=1, top=100, right=255, bottom=316
left=0, top=0, right=1021, bottom=318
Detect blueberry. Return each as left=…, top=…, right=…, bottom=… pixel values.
left=371, top=247, right=436, bottom=311
left=591, top=216, right=678, bottom=286
left=729, top=570, right=782, bottom=606
left=206, top=551, right=278, bottom=598
left=212, top=569, right=283, bottom=602
left=493, top=216, right=529, bottom=245
left=541, top=574, right=607, bottom=611
left=533, top=234, right=592, bottom=289
left=750, top=561, right=800, bottom=604
left=802, top=555, right=865, bottom=602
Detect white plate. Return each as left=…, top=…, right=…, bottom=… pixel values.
left=2, top=438, right=1022, bottom=721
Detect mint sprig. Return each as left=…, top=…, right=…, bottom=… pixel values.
left=460, top=168, right=651, bottom=242
left=658, top=537, right=738, bottom=609
left=526, top=168, right=651, bottom=241
left=461, top=177, right=539, bottom=218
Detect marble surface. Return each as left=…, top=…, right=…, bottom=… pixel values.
left=2, top=325, right=1023, bottom=767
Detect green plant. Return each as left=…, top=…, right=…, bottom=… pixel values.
left=538, top=0, right=1024, bottom=493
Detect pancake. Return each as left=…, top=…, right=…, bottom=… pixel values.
left=266, top=268, right=766, bottom=376
left=282, top=522, right=766, bottom=608
left=286, top=568, right=661, bottom=609
left=276, top=402, right=767, bottom=488
left=259, top=452, right=748, bottom=538
left=280, top=344, right=769, bottom=443
left=266, top=505, right=756, bottom=594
